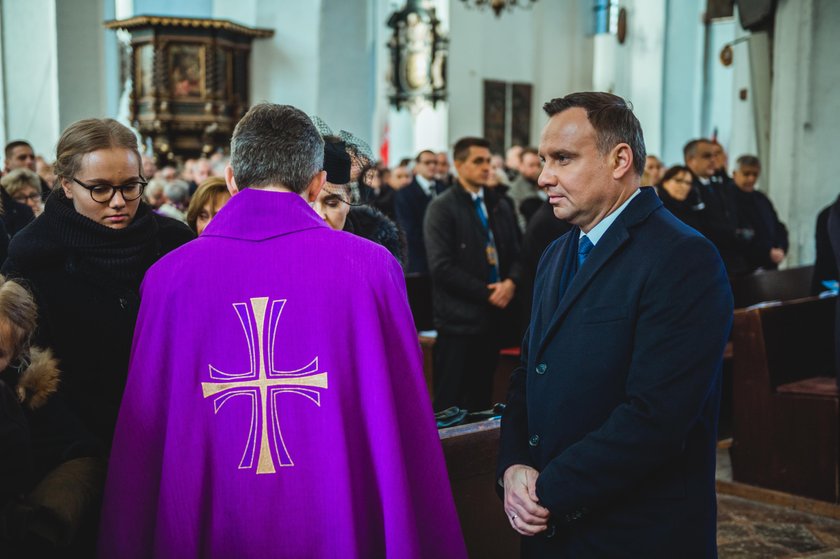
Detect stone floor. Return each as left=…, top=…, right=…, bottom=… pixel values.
left=718, top=495, right=840, bottom=558
left=716, top=449, right=840, bottom=558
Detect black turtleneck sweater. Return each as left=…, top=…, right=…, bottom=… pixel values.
left=1, top=191, right=194, bottom=448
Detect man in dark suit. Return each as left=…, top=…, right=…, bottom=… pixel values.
left=497, top=92, right=733, bottom=557
left=424, top=137, right=522, bottom=412
left=2, top=141, right=37, bottom=236
left=394, top=149, right=446, bottom=274
left=731, top=155, right=788, bottom=272
left=684, top=138, right=749, bottom=276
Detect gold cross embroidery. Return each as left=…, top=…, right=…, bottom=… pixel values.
left=202, top=297, right=328, bottom=474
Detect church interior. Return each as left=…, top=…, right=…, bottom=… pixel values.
left=2, top=0, right=840, bottom=557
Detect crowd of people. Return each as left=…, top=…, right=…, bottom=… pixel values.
left=0, top=93, right=827, bottom=557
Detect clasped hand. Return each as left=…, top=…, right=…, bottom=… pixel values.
left=503, top=465, right=551, bottom=536
left=488, top=279, right=515, bottom=309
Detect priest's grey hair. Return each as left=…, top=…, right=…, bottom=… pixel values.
left=230, top=103, right=324, bottom=193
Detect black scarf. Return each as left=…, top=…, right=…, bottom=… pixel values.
left=40, top=190, right=161, bottom=288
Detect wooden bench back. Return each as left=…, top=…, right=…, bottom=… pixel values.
left=739, top=295, right=836, bottom=389
left=730, top=265, right=815, bottom=309
left=731, top=294, right=839, bottom=501
left=405, top=273, right=434, bottom=331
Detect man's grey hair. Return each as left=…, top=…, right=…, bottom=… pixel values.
left=163, top=179, right=190, bottom=205
left=230, top=103, right=324, bottom=193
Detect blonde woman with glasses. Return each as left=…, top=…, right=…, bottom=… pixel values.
left=0, top=119, right=195, bottom=546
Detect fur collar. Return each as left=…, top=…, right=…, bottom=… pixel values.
left=16, top=347, right=60, bottom=410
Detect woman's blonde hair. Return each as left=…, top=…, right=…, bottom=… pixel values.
left=186, top=177, right=229, bottom=233
left=53, top=118, right=142, bottom=189
left=1, top=168, right=42, bottom=198
left=0, top=275, right=38, bottom=366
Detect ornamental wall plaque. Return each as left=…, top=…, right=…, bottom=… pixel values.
left=104, top=16, right=273, bottom=163
left=387, top=1, right=448, bottom=113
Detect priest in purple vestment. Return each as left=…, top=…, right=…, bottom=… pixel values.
left=98, top=104, right=467, bottom=559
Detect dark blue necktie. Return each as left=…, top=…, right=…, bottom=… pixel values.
left=474, top=196, right=500, bottom=283
left=578, top=235, right=594, bottom=269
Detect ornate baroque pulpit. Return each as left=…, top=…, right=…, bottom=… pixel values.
left=104, top=16, right=273, bottom=162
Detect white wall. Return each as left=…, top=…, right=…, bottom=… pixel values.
left=0, top=4, right=6, bottom=151
left=534, top=0, right=593, bottom=131
left=56, top=0, right=108, bottom=130
left=661, top=0, right=705, bottom=166
left=592, top=0, right=665, bottom=160
left=1, top=0, right=61, bottom=158
left=248, top=1, right=322, bottom=113
left=702, top=18, right=735, bottom=154
left=447, top=0, right=593, bottom=153
left=132, top=0, right=211, bottom=17
left=768, top=0, right=840, bottom=266
left=727, top=18, right=758, bottom=172
left=317, top=0, right=376, bottom=143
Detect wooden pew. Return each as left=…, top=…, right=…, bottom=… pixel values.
left=440, top=420, right=519, bottom=558
left=730, top=265, right=815, bottom=309
left=417, top=335, right=519, bottom=408
left=730, top=294, right=839, bottom=502
left=405, top=274, right=434, bottom=331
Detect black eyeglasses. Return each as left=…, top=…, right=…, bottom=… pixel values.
left=71, top=177, right=147, bottom=204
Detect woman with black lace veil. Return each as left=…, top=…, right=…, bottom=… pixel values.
left=0, top=120, right=193, bottom=552
left=310, top=121, right=405, bottom=266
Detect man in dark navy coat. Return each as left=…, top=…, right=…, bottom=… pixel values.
left=497, top=92, right=733, bottom=558
left=394, top=150, right=447, bottom=274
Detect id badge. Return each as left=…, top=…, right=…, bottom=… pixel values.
left=486, top=244, right=498, bottom=266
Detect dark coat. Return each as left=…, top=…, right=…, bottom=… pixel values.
left=813, top=197, right=839, bottom=295
left=658, top=185, right=705, bottom=233
left=424, top=182, right=522, bottom=335
left=498, top=189, right=733, bottom=558
left=734, top=188, right=789, bottom=271
left=343, top=204, right=406, bottom=267
left=0, top=218, right=8, bottom=266
left=827, top=204, right=840, bottom=387
left=370, top=184, right=396, bottom=220
left=0, top=187, right=35, bottom=238
left=520, top=202, right=572, bottom=333
left=1, top=204, right=194, bottom=449
left=394, top=178, right=446, bottom=274
left=692, top=175, right=749, bottom=276
left=0, top=347, right=66, bottom=554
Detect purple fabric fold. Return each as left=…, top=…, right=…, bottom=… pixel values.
left=98, top=190, right=467, bottom=559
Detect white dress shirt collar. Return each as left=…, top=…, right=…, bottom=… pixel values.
left=579, top=188, right=640, bottom=246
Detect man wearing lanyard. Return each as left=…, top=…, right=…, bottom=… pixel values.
left=424, top=137, right=522, bottom=413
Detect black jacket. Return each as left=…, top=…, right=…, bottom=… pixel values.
left=394, top=178, right=446, bottom=274
left=0, top=188, right=35, bottom=238
left=424, top=182, right=522, bottom=335
left=813, top=197, right=839, bottom=294
left=692, top=175, right=750, bottom=276
left=343, top=204, right=406, bottom=267
left=734, top=188, right=789, bottom=271
left=370, top=185, right=397, bottom=220
left=2, top=199, right=194, bottom=449
left=520, top=202, right=572, bottom=333
left=658, top=185, right=705, bottom=233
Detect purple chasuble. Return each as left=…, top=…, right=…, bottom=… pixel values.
left=98, top=190, right=467, bottom=559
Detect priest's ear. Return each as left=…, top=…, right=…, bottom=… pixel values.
left=225, top=164, right=240, bottom=196
left=305, top=170, right=326, bottom=203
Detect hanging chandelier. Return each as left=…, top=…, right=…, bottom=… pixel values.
left=459, top=0, right=539, bottom=17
